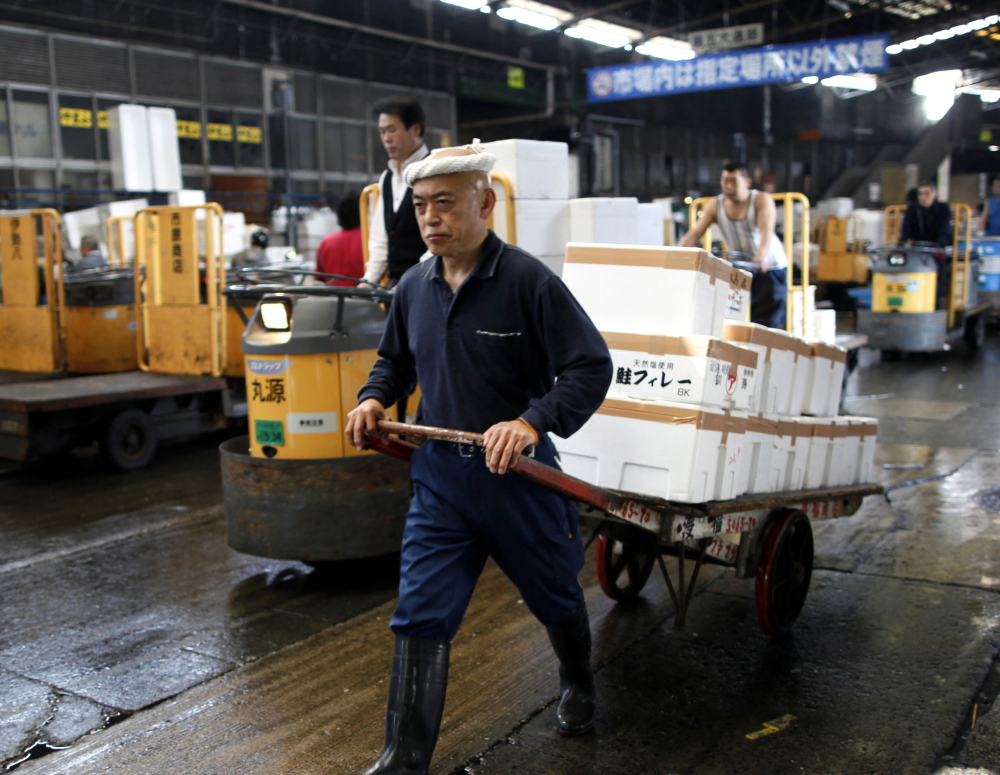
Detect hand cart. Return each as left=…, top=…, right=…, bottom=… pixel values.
left=369, top=421, right=883, bottom=636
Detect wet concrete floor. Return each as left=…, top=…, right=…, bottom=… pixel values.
left=1, top=333, right=1000, bottom=775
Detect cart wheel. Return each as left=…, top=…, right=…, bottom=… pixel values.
left=100, top=408, right=158, bottom=472
left=755, top=510, right=814, bottom=635
left=964, top=313, right=986, bottom=350
left=595, top=533, right=656, bottom=602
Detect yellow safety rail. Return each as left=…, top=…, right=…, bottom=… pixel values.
left=105, top=215, right=131, bottom=268
left=949, top=203, right=973, bottom=330
left=688, top=193, right=810, bottom=335
left=0, top=209, right=65, bottom=372
left=488, top=171, right=517, bottom=245
left=360, top=183, right=380, bottom=267
left=883, top=205, right=906, bottom=245
left=133, top=203, right=226, bottom=376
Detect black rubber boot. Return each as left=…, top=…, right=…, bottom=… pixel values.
left=352, top=636, right=450, bottom=775
left=545, top=605, right=596, bottom=737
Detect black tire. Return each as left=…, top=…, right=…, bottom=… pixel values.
left=755, top=510, right=814, bottom=635
left=964, top=313, right=986, bottom=350
left=100, top=408, right=158, bottom=471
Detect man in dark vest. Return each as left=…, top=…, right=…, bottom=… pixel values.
left=362, top=95, right=430, bottom=289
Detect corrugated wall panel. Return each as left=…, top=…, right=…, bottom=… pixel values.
left=0, top=29, right=50, bottom=84
left=204, top=60, right=262, bottom=108
left=53, top=38, right=130, bottom=93
left=134, top=50, right=201, bottom=102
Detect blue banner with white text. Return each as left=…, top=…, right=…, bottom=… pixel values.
left=586, top=34, right=890, bottom=103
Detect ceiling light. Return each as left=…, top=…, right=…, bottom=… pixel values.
left=913, top=70, right=960, bottom=121
left=566, top=24, right=630, bottom=48
left=496, top=5, right=563, bottom=30
left=802, top=76, right=820, bottom=84
left=635, top=36, right=694, bottom=60
left=916, top=34, right=935, bottom=45
left=900, top=39, right=919, bottom=49
left=949, top=24, right=971, bottom=35
left=932, top=29, right=955, bottom=40
left=439, top=0, right=488, bottom=8
left=886, top=43, right=903, bottom=54
left=822, top=74, right=877, bottom=91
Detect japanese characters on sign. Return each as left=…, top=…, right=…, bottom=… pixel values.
left=587, top=33, right=890, bottom=103
left=689, top=23, right=764, bottom=53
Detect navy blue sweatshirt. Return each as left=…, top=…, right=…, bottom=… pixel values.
left=359, top=230, right=612, bottom=438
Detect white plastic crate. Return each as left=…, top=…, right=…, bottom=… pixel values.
left=563, top=244, right=720, bottom=337
left=603, top=332, right=758, bottom=411
left=555, top=398, right=747, bottom=503
left=482, top=139, right=569, bottom=201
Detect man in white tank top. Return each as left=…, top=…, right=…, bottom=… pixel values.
left=679, top=162, right=788, bottom=328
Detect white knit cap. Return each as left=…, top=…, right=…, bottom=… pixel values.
left=403, top=139, right=497, bottom=187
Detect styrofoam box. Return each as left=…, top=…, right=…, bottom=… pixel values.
left=773, top=417, right=812, bottom=492
left=737, top=413, right=780, bottom=495
left=556, top=399, right=747, bottom=503
left=603, top=332, right=758, bottom=411
left=492, top=199, right=569, bottom=259
left=169, top=190, right=206, bottom=207
left=852, top=417, right=879, bottom=483
left=563, top=244, right=720, bottom=337
left=721, top=321, right=796, bottom=414
left=802, top=341, right=848, bottom=416
left=801, top=417, right=848, bottom=489
left=198, top=211, right=247, bottom=258
left=722, top=263, right=753, bottom=322
left=62, top=206, right=103, bottom=261
left=569, top=198, right=638, bottom=244
left=108, top=104, right=152, bottom=193
left=839, top=418, right=863, bottom=486
left=482, top=139, right=569, bottom=201
left=97, top=198, right=149, bottom=263
left=147, top=107, right=182, bottom=192
left=787, top=335, right=813, bottom=419
left=636, top=203, right=665, bottom=247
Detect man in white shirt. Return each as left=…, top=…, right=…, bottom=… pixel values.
left=362, top=96, right=430, bottom=288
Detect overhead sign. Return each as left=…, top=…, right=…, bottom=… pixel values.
left=689, top=23, right=764, bottom=53
left=587, top=33, right=890, bottom=103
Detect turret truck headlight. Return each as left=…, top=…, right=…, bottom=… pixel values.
left=260, top=299, right=291, bottom=331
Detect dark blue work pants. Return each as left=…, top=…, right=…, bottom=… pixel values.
left=750, top=267, right=788, bottom=329
left=389, top=436, right=586, bottom=642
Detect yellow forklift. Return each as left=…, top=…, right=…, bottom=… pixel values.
left=0, top=204, right=251, bottom=469
left=856, top=203, right=989, bottom=352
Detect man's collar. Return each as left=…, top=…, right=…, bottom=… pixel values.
left=389, top=144, right=429, bottom=178
left=421, top=230, right=504, bottom=282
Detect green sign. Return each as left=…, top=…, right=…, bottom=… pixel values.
left=255, top=419, right=284, bottom=446
left=507, top=65, right=525, bottom=90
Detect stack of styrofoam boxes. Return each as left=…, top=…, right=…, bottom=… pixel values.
left=62, top=198, right=148, bottom=263
left=481, top=139, right=569, bottom=277
left=556, top=244, right=758, bottom=503
left=295, top=208, right=341, bottom=266
left=107, top=105, right=181, bottom=193
left=636, top=203, right=665, bottom=247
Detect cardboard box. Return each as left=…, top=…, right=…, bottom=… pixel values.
left=568, top=198, right=638, bottom=244
left=721, top=321, right=796, bottom=414
left=555, top=398, right=747, bottom=503
left=736, top=412, right=780, bottom=495
left=491, top=198, right=569, bottom=259
left=482, top=139, right=570, bottom=201
left=563, top=244, right=721, bottom=337
left=802, top=341, right=848, bottom=416
left=603, top=332, right=758, bottom=411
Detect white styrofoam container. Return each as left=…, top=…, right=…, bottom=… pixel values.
left=853, top=417, right=879, bottom=483
left=62, top=206, right=103, bottom=261
left=736, top=413, right=779, bottom=495
left=787, top=335, right=813, bottom=419
left=482, top=139, right=569, bottom=201
left=492, top=198, right=569, bottom=259
left=147, top=106, right=182, bottom=192
left=801, top=417, right=848, bottom=489
left=603, top=332, right=758, bottom=411
left=108, top=104, right=152, bottom=193
left=773, top=416, right=812, bottom=492
left=839, top=418, right=863, bottom=486
left=721, top=321, right=796, bottom=414
left=636, top=203, right=665, bottom=247
left=555, top=398, right=747, bottom=503
left=198, top=211, right=247, bottom=257
left=563, top=244, right=720, bottom=337
left=568, top=198, right=638, bottom=244
left=168, top=190, right=207, bottom=207
left=813, top=309, right=837, bottom=345
left=97, top=198, right=148, bottom=264
left=721, top=263, right=753, bottom=322
left=802, top=341, right=848, bottom=416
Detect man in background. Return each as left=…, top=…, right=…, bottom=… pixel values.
left=899, top=181, right=952, bottom=247
left=361, top=95, right=430, bottom=289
